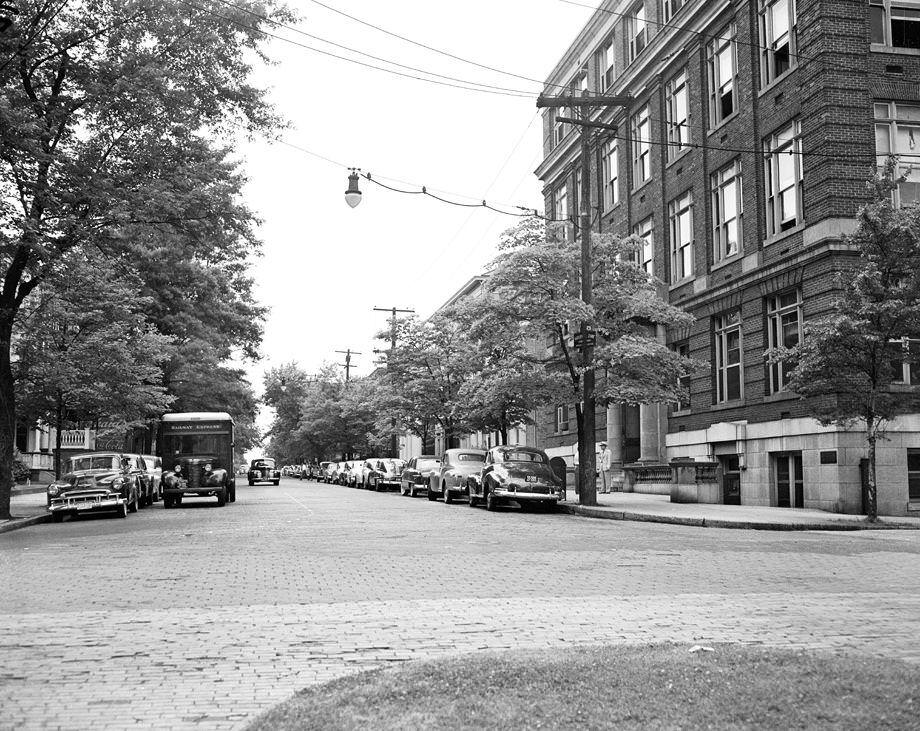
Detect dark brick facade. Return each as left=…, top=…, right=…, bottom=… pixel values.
left=536, top=0, right=916, bottom=444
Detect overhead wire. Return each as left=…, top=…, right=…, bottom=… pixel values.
left=210, top=0, right=541, bottom=96
left=176, top=0, right=535, bottom=98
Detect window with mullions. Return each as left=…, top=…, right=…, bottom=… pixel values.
left=602, top=138, right=619, bottom=209
left=632, top=217, right=654, bottom=275
left=874, top=102, right=920, bottom=207
left=870, top=0, right=920, bottom=49
left=889, top=337, right=920, bottom=384
left=759, top=0, right=796, bottom=85
left=663, top=0, right=685, bottom=22
left=764, top=119, right=803, bottom=236
left=597, top=36, right=616, bottom=90
left=766, top=290, right=802, bottom=393
left=665, top=69, right=690, bottom=160
left=907, top=449, right=920, bottom=501
left=553, top=184, right=568, bottom=223
left=712, top=159, right=743, bottom=262
left=715, top=312, right=743, bottom=402
left=553, top=108, right=567, bottom=147
left=673, top=341, right=691, bottom=411
left=555, top=404, right=570, bottom=433
left=631, top=104, right=651, bottom=185
left=707, top=24, right=737, bottom=126
left=668, top=191, right=694, bottom=283
left=628, top=3, right=647, bottom=63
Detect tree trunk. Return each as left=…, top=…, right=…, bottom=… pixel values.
left=54, top=395, right=64, bottom=480
left=866, top=432, right=879, bottom=522
left=0, top=313, right=15, bottom=519
left=499, top=411, right=508, bottom=446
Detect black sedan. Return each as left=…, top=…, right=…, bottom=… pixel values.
left=469, top=446, right=561, bottom=512
left=399, top=456, right=441, bottom=497
left=248, top=458, right=281, bottom=486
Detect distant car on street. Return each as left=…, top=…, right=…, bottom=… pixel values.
left=399, top=456, right=441, bottom=497
left=319, top=461, right=334, bottom=482
left=469, top=446, right=560, bottom=512
left=428, top=448, right=487, bottom=504
left=46, top=452, right=142, bottom=521
left=248, top=458, right=281, bottom=486
left=343, top=460, right=365, bottom=487
left=139, top=454, right=163, bottom=503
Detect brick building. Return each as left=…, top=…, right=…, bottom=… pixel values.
left=535, top=0, right=920, bottom=515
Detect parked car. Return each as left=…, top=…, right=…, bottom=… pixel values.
left=319, top=461, right=335, bottom=482
left=343, top=460, right=365, bottom=487
left=399, top=456, right=441, bottom=497
left=46, top=452, right=142, bottom=522
left=248, top=458, right=281, bottom=486
left=363, top=458, right=404, bottom=491
left=328, top=462, right=344, bottom=484
left=139, top=454, right=163, bottom=504
left=428, top=448, right=487, bottom=504
left=469, top=446, right=561, bottom=511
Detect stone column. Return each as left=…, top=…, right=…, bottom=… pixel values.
left=638, top=404, right=660, bottom=462
left=606, top=403, right=625, bottom=489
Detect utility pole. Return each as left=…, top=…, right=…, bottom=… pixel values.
left=536, top=91, right=631, bottom=507
left=335, top=349, right=361, bottom=382
left=374, top=306, right=415, bottom=457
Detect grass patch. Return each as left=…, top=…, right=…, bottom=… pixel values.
left=247, top=643, right=920, bottom=730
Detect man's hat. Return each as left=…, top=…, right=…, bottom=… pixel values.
left=600, top=441, right=607, bottom=446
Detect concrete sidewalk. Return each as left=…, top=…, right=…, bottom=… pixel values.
left=559, top=489, right=920, bottom=530
left=1, top=488, right=51, bottom=534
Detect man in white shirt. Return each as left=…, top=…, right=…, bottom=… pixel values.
left=599, top=441, right=613, bottom=494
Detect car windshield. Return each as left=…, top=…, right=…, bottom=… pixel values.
left=417, top=459, right=440, bottom=470
left=456, top=453, right=485, bottom=462
left=68, top=455, right=119, bottom=472
left=501, top=451, right=547, bottom=464
left=252, top=460, right=274, bottom=468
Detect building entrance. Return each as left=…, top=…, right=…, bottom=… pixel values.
left=774, top=452, right=804, bottom=508
left=720, top=454, right=741, bottom=505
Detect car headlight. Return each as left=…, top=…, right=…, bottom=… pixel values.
left=204, top=463, right=212, bottom=473
left=174, top=464, right=182, bottom=473
left=48, top=484, right=61, bottom=497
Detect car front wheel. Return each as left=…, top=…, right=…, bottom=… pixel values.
left=443, top=483, right=452, bottom=504
left=485, top=485, right=498, bottom=512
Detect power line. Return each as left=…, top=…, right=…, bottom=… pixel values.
left=176, top=0, right=534, bottom=98
left=306, top=0, right=571, bottom=91
left=210, top=0, right=540, bottom=96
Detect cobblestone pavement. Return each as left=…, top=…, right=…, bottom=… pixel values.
left=2, top=479, right=919, bottom=729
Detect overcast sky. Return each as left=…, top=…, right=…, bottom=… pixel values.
left=235, top=0, right=593, bottom=429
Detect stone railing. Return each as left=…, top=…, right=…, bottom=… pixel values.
left=59, top=429, right=93, bottom=449
left=623, top=460, right=723, bottom=503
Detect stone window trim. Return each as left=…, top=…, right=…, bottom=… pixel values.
left=668, top=190, right=695, bottom=284
left=766, top=289, right=803, bottom=395
left=706, top=22, right=738, bottom=128
left=714, top=310, right=744, bottom=403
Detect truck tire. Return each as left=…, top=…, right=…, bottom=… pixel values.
left=216, top=487, right=227, bottom=507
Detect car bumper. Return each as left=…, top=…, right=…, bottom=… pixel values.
left=492, top=489, right=559, bottom=502
left=48, top=495, right=124, bottom=513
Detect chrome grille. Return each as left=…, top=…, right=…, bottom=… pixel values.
left=187, top=463, right=202, bottom=488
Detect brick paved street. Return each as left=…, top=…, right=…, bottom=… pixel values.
left=2, top=478, right=919, bottom=729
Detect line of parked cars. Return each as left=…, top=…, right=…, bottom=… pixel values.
left=300, top=445, right=563, bottom=512
left=46, top=452, right=163, bottom=522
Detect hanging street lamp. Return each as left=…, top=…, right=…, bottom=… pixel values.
left=344, top=168, right=362, bottom=208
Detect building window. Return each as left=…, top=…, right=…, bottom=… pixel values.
left=553, top=184, right=568, bottom=222
left=668, top=191, right=693, bottom=283
left=674, top=341, right=691, bottom=410
left=712, top=159, right=743, bottom=262
left=707, top=23, right=737, bottom=126
left=553, top=108, right=567, bottom=147
left=764, top=119, right=803, bottom=236
left=774, top=451, right=804, bottom=508
left=874, top=101, right=920, bottom=207
left=870, top=1, right=920, bottom=49
left=665, top=69, right=690, bottom=160
left=555, top=404, right=570, bottom=433
left=889, top=337, right=920, bottom=383
left=631, top=104, right=651, bottom=186
left=602, top=138, right=619, bottom=209
left=908, top=449, right=920, bottom=501
left=597, top=36, right=615, bottom=89
left=632, top=217, right=654, bottom=275
left=663, top=0, right=685, bottom=22
left=628, top=2, right=647, bottom=63
left=572, top=67, right=589, bottom=96
left=767, top=290, right=802, bottom=393
left=759, top=0, right=796, bottom=85
left=715, top=311, right=743, bottom=402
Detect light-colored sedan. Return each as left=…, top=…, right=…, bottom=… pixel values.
left=428, top=449, right=487, bottom=504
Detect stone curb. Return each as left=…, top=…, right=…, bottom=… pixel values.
left=557, top=503, right=919, bottom=531
left=0, top=513, right=51, bottom=535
